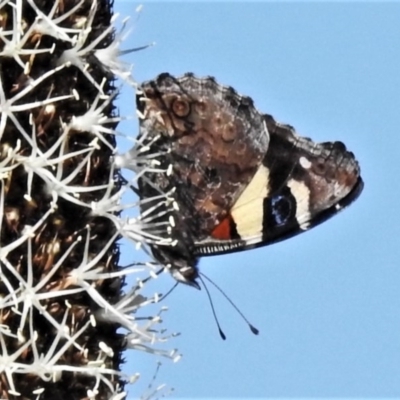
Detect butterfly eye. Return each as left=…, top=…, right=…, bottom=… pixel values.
left=270, top=194, right=294, bottom=226
left=171, top=97, right=191, bottom=117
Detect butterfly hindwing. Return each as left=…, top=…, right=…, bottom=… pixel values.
left=194, top=114, right=363, bottom=255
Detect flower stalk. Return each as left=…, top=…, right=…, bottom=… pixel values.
left=0, top=1, right=176, bottom=399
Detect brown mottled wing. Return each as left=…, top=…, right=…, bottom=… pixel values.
left=194, top=113, right=364, bottom=255
left=137, top=73, right=269, bottom=240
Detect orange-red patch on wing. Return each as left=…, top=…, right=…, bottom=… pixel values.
left=211, top=215, right=234, bottom=240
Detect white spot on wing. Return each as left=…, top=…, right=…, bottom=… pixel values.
left=299, top=156, right=312, bottom=169
left=287, top=179, right=311, bottom=230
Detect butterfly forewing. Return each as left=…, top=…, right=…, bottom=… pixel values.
left=137, top=73, right=269, bottom=239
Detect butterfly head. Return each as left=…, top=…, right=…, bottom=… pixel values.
left=151, top=244, right=201, bottom=290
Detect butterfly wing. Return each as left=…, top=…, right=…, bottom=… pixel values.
left=194, top=113, right=363, bottom=256
left=135, top=73, right=272, bottom=286
left=136, top=73, right=269, bottom=241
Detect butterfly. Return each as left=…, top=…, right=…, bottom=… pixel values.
left=135, top=72, right=363, bottom=289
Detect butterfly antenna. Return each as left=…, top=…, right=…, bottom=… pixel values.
left=159, top=281, right=179, bottom=301
left=200, top=272, right=259, bottom=335
left=198, top=274, right=226, bottom=340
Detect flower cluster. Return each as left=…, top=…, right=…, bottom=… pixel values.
left=0, top=1, right=176, bottom=399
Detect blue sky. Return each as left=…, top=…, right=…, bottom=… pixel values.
left=115, top=2, right=400, bottom=398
